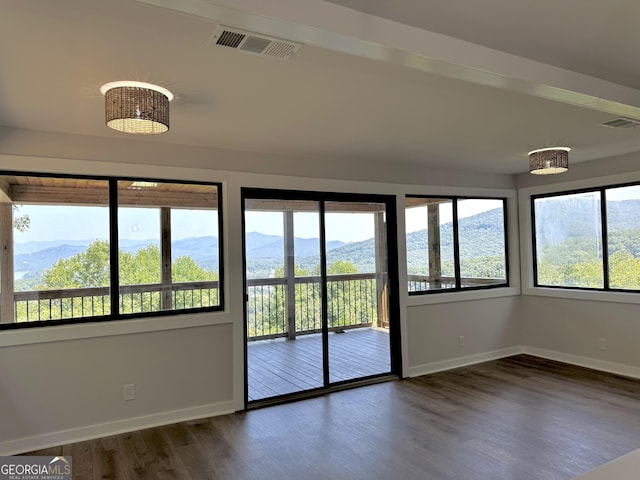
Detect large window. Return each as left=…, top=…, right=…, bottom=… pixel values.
left=1, top=173, right=222, bottom=328
left=405, top=196, right=508, bottom=294
left=533, top=183, right=640, bottom=291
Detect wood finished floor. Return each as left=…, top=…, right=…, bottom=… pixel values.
left=247, top=327, right=391, bottom=401
left=25, top=355, right=640, bottom=480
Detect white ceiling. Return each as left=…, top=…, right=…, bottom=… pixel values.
left=1, top=0, right=640, bottom=175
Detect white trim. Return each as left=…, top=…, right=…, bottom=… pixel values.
left=409, top=345, right=640, bottom=381
left=522, top=346, right=640, bottom=380
left=518, top=168, right=640, bottom=305
left=406, top=287, right=520, bottom=306
left=0, top=400, right=236, bottom=456
left=408, top=346, right=524, bottom=377
left=0, top=311, right=232, bottom=348
left=519, top=169, right=640, bottom=198
left=521, top=288, right=640, bottom=305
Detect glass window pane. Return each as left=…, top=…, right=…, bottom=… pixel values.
left=117, top=180, right=220, bottom=314
left=405, top=197, right=455, bottom=292
left=243, top=199, right=321, bottom=341
left=324, top=205, right=376, bottom=275
left=118, top=206, right=161, bottom=287
left=458, top=199, right=507, bottom=287
left=9, top=175, right=110, bottom=324
left=534, top=191, right=603, bottom=288
left=171, top=209, right=219, bottom=283
left=606, top=185, right=640, bottom=290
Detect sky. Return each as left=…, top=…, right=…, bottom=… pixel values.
left=14, top=198, right=508, bottom=244
left=13, top=206, right=219, bottom=244
left=245, top=211, right=374, bottom=243
left=404, top=199, right=503, bottom=233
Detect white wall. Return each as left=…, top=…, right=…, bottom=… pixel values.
left=0, top=128, right=520, bottom=454
left=520, top=296, right=640, bottom=377
left=0, top=322, right=234, bottom=454
left=407, top=296, right=522, bottom=376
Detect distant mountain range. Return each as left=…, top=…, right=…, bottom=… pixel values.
left=535, top=197, right=640, bottom=248
left=245, top=232, right=347, bottom=278
left=15, top=237, right=219, bottom=280
left=14, top=198, right=640, bottom=287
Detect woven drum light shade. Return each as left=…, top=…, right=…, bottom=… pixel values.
left=529, top=147, right=570, bottom=175
left=100, top=81, right=173, bottom=135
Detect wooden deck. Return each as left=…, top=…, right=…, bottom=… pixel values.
left=247, top=327, right=391, bottom=401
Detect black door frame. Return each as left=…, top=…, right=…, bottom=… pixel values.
left=241, top=188, right=402, bottom=409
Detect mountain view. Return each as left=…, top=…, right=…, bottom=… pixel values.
left=13, top=198, right=640, bottom=292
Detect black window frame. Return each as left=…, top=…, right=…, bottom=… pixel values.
left=531, top=181, right=640, bottom=293
left=406, top=195, right=509, bottom=295
left=0, top=170, right=224, bottom=331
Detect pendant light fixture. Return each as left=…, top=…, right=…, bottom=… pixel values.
left=100, top=81, right=174, bottom=135
left=528, top=147, right=570, bottom=175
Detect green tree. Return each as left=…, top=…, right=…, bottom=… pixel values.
left=119, top=245, right=161, bottom=286
left=40, top=240, right=110, bottom=289
left=173, top=255, right=217, bottom=282
left=311, top=259, right=357, bottom=275
left=609, top=251, right=640, bottom=289
left=19, top=240, right=218, bottom=322
left=247, top=260, right=377, bottom=339
left=13, top=205, right=30, bottom=232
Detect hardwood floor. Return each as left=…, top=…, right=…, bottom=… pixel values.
left=24, top=355, right=640, bottom=479
left=247, top=327, right=391, bottom=401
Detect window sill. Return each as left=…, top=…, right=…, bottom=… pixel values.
left=0, top=310, right=232, bottom=347
left=406, top=286, right=520, bottom=306
left=521, top=286, right=640, bottom=305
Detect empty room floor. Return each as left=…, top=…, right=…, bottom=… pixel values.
left=25, top=355, right=640, bottom=479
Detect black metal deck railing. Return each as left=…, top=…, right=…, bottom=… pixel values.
left=13, top=281, right=219, bottom=322
left=12, top=274, right=503, bottom=329
left=246, top=273, right=381, bottom=341
left=407, top=274, right=506, bottom=291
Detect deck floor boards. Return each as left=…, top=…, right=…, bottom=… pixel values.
left=247, top=327, right=391, bottom=401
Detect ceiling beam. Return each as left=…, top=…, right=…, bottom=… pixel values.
left=0, top=178, right=13, bottom=203
left=10, top=185, right=217, bottom=208
left=139, top=0, right=640, bottom=119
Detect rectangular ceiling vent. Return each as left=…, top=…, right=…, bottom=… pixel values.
left=600, top=117, right=640, bottom=129
left=211, top=26, right=302, bottom=61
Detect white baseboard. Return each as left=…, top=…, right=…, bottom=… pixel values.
left=408, top=346, right=524, bottom=377
left=522, top=346, right=640, bottom=380
left=408, top=345, right=640, bottom=381
left=0, top=400, right=236, bottom=456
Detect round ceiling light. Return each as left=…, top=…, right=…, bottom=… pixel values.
left=528, top=147, right=570, bottom=175
left=100, top=81, right=174, bottom=135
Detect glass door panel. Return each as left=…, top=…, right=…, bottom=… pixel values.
left=324, top=201, right=391, bottom=384
left=244, top=199, right=324, bottom=402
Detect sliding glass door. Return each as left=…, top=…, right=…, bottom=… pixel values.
left=243, top=190, right=400, bottom=406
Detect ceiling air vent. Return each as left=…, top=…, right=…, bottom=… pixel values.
left=600, top=117, right=640, bottom=129
left=211, top=26, right=302, bottom=61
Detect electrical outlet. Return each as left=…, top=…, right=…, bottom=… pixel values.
left=598, top=338, right=607, bottom=351
left=458, top=335, right=465, bottom=347
left=123, top=383, right=136, bottom=401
